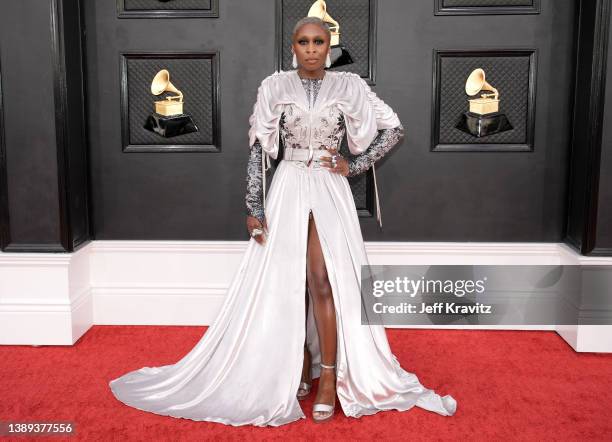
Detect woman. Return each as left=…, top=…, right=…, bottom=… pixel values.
left=109, top=16, right=457, bottom=426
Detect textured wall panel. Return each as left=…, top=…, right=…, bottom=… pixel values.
left=117, top=0, right=218, bottom=17
left=436, top=0, right=540, bottom=15
left=432, top=49, right=537, bottom=151
left=120, top=52, right=220, bottom=152
left=276, top=0, right=376, bottom=83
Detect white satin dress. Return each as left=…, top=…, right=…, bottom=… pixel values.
left=108, top=70, right=457, bottom=426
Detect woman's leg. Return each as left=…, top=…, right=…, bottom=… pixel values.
left=306, top=210, right=337, bottom=417
left=298, top=285, right=312, bottom=395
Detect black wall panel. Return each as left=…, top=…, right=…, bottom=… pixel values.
left=276, top=0, right=376, bottom=82
left=432, top=49, right=537, bottom=151
left=119, top=52, right=220, bottom=152
left=593, top=1, right=612, bottom=254
left=435, top=0, right=541, bottom=15
left=0, top=0, right=62, bottom=250
left=79, top=0, right=578, bottom=242
left=56, top=0, right=90, bottom=250
left=566, top=0, right=612, bottom=255
left=0, top=0, right=89, bottom=252
left=8, top=1, right=608, bottom=250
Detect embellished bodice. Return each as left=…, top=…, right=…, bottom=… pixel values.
left=279, top=77, right=346, bottom=152
left=246, top=73, right=405, bottom=224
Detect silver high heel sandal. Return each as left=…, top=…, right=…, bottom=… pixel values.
left=297, top=347, right=312, bottom=400
left=313, top=362, right=336, bottom=423
left=297, top=381, right=311, bottom=400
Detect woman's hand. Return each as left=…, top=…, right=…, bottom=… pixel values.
left=319, top=146, right=349, bottom=176
left=246, top=215, right=268, bottom=245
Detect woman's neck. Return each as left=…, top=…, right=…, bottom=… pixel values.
left=297, top=69, right=326, bottom=80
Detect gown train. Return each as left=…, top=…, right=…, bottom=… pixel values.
left=109, top=158, right=457, bottom=426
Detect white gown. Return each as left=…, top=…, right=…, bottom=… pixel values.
left=109, top=70, right=457, bottom=426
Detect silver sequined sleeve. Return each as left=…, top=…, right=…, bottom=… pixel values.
left=346, top=124, right=405, bottom=177
left=245, top=139, right=265, bottom=222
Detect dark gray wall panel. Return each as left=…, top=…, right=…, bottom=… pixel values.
left=277, top=0, right=375, bottom=82
left=375, top=0, right=575, bottom=241
left=432, top=49, right=536, bottom=151
left=435, top=0, right=541, bottom=15
left=56, top=0, right=91, bottom=250
left=117, top=0, right=219, bottom=18
left=0, top=0, right=61, bottom=247
left=0, top=57, right=7, bottom=247
left=0, top=0, right=90, bottom=252
left=119, top=52, right=220, bottom=152
left=595, top=1, right=612, bottom=253
left=82, top=0, right=577, bottom=242
left=566, top=0, right=611, bottom=255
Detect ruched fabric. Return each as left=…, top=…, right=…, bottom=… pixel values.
left=248, top=70, right=401, bottom=159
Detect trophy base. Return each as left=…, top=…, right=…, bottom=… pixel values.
left=329, top=44, right=353, bottom=69
left=143, top=113, right=199, bottom=138
left=455, top=111, right=513, bottom=137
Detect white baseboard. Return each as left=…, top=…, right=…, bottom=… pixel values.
left=0, top=246, right=92, bottom=345
left=1, top=240, right=611, bottom=351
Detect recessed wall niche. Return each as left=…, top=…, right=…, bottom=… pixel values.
left=434, top=0, right=540, bottom=15
left=431, top=49, right=537, bottom=152
left=117, top=0, right=219, bottom=18
left=276, top=0, right=377, bottom=84
left=119, top=52, right=220, bottom=153
left=0, top=59, right=7, bottom=248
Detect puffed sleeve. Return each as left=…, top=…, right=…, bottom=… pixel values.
left=248, top=74, right=283, bottom=160
left=246, top=72, right=287, bottom=217
left=341, top=75, right=404, bottom=229
left=360, top=77, right=402, bottom=131
left=337, top=73, right=402, bottom=155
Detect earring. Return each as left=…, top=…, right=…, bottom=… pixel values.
left=292, top=52, right=298, bottom=69
left=325, top=52, right=331, bottom=68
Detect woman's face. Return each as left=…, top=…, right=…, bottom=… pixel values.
left=292, top=23, right=330, bottom=72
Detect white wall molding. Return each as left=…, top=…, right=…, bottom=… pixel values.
left=1, top=240, right=611, bottom=351
left=0, top=245, right=91, bottom=345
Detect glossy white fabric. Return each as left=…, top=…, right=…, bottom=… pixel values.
left=248, top=70, right=401, bottom=162
left=109, top=157, right=457, bottom=426
left=249, top=69, right=401, bottom=226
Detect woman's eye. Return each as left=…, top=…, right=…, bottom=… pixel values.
left=297, top=39, right=324, bottom=45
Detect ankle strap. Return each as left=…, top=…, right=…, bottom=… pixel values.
left=320, top=362, right=336, bottom=369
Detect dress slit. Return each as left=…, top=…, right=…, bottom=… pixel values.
left=108, top=134, right=456, bottom=427
left=303, top=203, right=343, bottom=389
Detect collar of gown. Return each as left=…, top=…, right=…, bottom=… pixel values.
left=248, top=70, right=401, bottom=160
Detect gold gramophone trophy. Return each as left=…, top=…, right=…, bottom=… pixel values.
left=143, top=69, right=199, bottom=138
left=455, top=68, right=512, bottom=137
left=307, top=0, right=353, bottom=68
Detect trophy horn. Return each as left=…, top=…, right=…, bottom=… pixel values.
left=308, top=0, right=340, bottom=45
left=151, top=69, right=183, bottom=102
left=465, top=68, right=499, bottom=101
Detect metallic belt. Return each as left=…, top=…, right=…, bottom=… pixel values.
left=261, top=147, right=384, bottom=229
left=283, top=147, right=331, bottom=162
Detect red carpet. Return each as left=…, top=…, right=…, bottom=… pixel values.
left=1, top=327, right=611, bottom=441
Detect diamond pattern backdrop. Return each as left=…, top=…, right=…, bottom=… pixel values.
left=279, top=0, right=372, bottom=79
left=123, top=55, right=214, bottom=146
left=443, top=0, right=533, bottom=6
left=436, top=52, right=533, bottom=145
left=124, top=0, right=212, bottom=10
